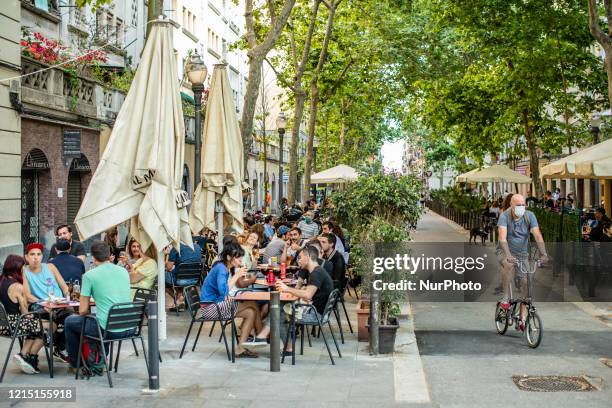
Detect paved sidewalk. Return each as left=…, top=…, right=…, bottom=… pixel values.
left=0, top=297, right=410, bottom=408
left=410, top=210, right=612, bottom=408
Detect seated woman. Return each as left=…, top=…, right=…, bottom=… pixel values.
left=21, top=243, right=70, bottom=362
left=0, top=255, right=45, bottom=374
left=127, top=239, right=158, bottom=297
left=199, top=243, right=265, bottom=358
left=241, top=231, right=260, bottom=271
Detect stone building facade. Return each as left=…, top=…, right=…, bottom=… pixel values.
left=0, top=1, right=22, bottom=260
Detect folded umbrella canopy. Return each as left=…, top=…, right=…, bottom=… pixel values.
left=189, top=64, right=244, bottom=238
left=311, top=164, right=358, bottom=184
left=74, top=20, right=191, bottom=337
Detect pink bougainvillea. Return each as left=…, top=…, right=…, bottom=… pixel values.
left=21, top=30, right=107, bottom=68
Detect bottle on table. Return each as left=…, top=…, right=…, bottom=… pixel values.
left=280, top=262, right=286, bottom=280
left=73, top=282, right=81, bottom=301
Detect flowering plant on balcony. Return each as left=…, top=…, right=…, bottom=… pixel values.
left=21, top=30, right=107, bottom=70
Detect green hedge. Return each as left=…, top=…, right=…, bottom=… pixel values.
left=530, top=207, right=581, bottom=242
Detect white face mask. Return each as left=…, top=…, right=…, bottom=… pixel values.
left=514, top=205, right=526, bottom=218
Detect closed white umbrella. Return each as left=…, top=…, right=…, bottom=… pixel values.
left=189, top=64, right=244, bottom=244
left=74, top=20, right=191, bottom=338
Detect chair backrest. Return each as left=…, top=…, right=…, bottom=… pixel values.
left=132, top=287, right=157, bottom=304
left=104, top=302, right=146, bottom=335
left=175, top=262, right=203, bottom=282
left=322, top=289, right=340, bottom=321
left=0, top=303, right=11, bottom=337
left=183, top=285, right=201, bottom=318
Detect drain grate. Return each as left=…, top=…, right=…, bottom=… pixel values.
left=512, top=375, right=596, bottom=392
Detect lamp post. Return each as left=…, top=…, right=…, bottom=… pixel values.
left=185, top=50, right=208, bottom=186
left=590, top=115, right=602, bottom=206
left=311, top=137, right=319, bottom=200
left=276, top=111, right=287, bottom=206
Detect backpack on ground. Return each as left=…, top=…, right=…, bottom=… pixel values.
left=80, top=337, right=105, bottom=377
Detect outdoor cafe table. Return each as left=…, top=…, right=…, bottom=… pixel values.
left=37, top=300, right=80, bottom=378
left=233, top=291, right=298, bottom=371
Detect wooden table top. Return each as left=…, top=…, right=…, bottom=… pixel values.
left=254, top=278, right=296, bottom=286
left=233, top=291, right=298, bottom=302
left=256, top=264, right=299, bottom=271
left=38, top=300, right=80, bottom=309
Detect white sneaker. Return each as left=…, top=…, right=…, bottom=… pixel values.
left=13, top=354, right=37, bottom=375
left=241, top=338, right=268, bottom=348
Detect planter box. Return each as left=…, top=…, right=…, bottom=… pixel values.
left=356, top=299, right=370, bottom=342
left=379, top=318, right=400, bottom=354
left=366, top=317, right=400, bottom=353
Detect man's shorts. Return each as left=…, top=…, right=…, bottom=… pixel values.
left=495, top=248, right=531, bottom=276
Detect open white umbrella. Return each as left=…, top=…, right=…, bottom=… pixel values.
left=455, top=167, right=484, bottom=183
left=311, top=164, right=358, bottom=184
left=541, top=139, right=612, bottom=179
left=464, top=164, right=532, bottom=183
left=189, top=64, right=244, bottom=245
left=74, top=20, right=191, bottom=338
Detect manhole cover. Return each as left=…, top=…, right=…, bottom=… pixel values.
left=512, top=375, right=597, bottom=392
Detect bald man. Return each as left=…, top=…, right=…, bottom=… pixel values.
left=496, top=194, right=549, bottom=329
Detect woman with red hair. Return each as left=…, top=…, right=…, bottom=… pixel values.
left=0, top=254, right=45, bottom=375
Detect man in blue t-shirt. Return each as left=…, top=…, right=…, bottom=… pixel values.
left=164, top=242, right=202, bottom=309
left=496, top=194, right=549, bottom=328
left=50, top=239, right=85, bottom=284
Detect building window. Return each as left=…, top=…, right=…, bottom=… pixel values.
left=131, top=0, right=138, bottom=27
left=96, top=10, right=106, bottom=40
left=106, top=12, right=115, bottom=42
left=116, top=18, right=124, bottom=46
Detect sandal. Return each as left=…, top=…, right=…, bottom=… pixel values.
left=236, top=349, right=259, bottom=359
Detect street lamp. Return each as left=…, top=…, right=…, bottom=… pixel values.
left=311, top=138, right=320, bottom=200
left=590, top=115, right=601, bottom=145
left=185, top=50, right=208, bottom=186
left=590, top=115, right=602, bottom=206
left=276, top=111, right=287, bottom=206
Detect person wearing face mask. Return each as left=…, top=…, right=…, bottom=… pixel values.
left=496, top=194, right=549, bottom=330
left=297, top=211, right=320, bottom=239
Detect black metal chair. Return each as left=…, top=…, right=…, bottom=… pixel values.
left=130, top=287, right=162, bottom=363
left=179, top=286, right=236, bottom=362
left=0, top=304, right=50, bottom=382
left=331, top=279, right=354, bottom=344
left=169, top=263, right=203, bottom=314
left=75, top=302, right=148, bottom=388
left=282, top=289, right=342, bottom=366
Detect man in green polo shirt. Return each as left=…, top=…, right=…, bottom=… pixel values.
left=64, top=241, right=133, bottom=368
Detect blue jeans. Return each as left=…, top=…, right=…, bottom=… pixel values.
left=64, top=315, right=135, bottom=368
left=165, top=270, right=199, bottom=286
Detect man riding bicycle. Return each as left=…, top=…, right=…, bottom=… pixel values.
left=497, top=194, right=549, bottom=330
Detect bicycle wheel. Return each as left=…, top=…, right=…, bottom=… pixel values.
left=525, top=309, right=543, bottom=348
left=495, top=302, right=508, bottom=335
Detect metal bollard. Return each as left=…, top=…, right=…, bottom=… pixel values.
left=270, top=291, right=280, bottom=372
left=370, top=289, right=380, bottom=355
left=147, top=301, right=159, bottom=390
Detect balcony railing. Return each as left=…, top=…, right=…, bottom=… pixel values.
left=21, top=57, right=97, bottom=118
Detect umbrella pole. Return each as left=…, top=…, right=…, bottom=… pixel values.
left=216, top=199, right=225, bottom=253
left=157, top=250, right=167, bottom=340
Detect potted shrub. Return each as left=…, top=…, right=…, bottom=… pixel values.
left=330, top=168, right=422, bottom=352
left=357, top=218, right=410, bottom=353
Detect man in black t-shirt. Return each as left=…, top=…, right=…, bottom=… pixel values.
left=319, top=233, right=346, bottom=290
left=49, top=225, right=86, bottom=262
left=276, top=245, right=333, bottom=355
